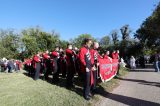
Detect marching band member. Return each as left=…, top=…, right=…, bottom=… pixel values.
left=112, top=50, right=117, bottom=59
left=79, top=38, right=93, bottom=100
left=33, top=53, right=41, bottom=80
left=65, top=43, right=76, bottom=88
left=59, top=48, right=67, bottom=78
left=51, top=46, right=60, bottom=83
left=43, top=50, right=50, bottom=80
left=90, top=42, right=100, bottom=93
left=104, top=50, right=112, bottom=62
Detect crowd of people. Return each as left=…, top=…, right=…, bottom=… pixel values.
left=128, top=51, right=160, bottom=72
left=1, top=37, right=158, bottom=100
left=23, top=38, right=120, bottom=100
left=0, top=58, right=21, bottom=73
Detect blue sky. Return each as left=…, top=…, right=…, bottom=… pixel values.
left=0, top=0, right=159, bottom=40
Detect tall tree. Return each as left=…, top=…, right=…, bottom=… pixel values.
left=135, top=2, right=160, bottom=51
left=99, top=35, right=111, bottom=49
left=120, top=25, right=131, bottom=40
left=0, top=29, right=20, bottom=59
left=71, top=34, right=95, bottom=48
left=111, top=30, right=119, bottom=49
left=21, top=27, right=60, bottom=58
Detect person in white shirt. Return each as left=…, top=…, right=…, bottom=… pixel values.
left=130, top=56, right=136, bottom=69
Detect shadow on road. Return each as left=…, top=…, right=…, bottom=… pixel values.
left=96, top=85, right=160, bottom=106
left=117, top=77, right=160, bottom=88
left=130, top=69, right=155, bottom=72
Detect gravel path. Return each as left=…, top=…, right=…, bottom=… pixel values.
left=98, top=69, right=160, bottom=106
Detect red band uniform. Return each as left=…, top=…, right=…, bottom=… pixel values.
left=79, top=46, right=93, bottom=99
left=43, top=53, right=50, bottom=80
left=90, top=48, right=101, bottom=91
left=33, top=54, right=41, bottom=80
left=51, top=51, right=60, bottom=82
left=66, top=48, right=76, bottom=87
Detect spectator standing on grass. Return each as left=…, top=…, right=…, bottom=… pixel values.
left=15, top=60, right=21, bottom=72
left=0, top=59, right=2, bottom=72
left=7, top=60, right=14, bottom=73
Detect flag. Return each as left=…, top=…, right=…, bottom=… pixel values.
left=99, top=58, right=119, bottom=82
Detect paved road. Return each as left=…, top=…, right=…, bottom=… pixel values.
left=98, top=69, right=160, bottom=106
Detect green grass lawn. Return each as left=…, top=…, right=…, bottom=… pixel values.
left=0, top=67, right=128, bottom=106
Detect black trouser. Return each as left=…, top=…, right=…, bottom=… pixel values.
left=34, top=63, right=41, bottom=80
left=43, top=66, right=48, bottom=80
left=66, top=65, right=75, bottom=87
left=52, top=58, right=59, bottom=82
left=91, top=71, right=97, bottom=91
left=62, top=61, right=67, bottom=78
left=44, top=61, right=50, bottom=80
left=31, top=65, right=35, bottom=77
left=82, top=71, right=91, bottom=98
left=44, top=66, right=51, bottom=80
left=1, top=66, right=5, bottom=72
left=8, top=65, right=12, bottom=73
left=28, top=65, right=34, bottom=77
left=117, top=63, right=120, bottom=75
left=28, top=65, right=31, bottom=76
left=62, top=67, right=67, bottom=78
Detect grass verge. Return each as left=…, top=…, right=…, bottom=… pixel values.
left=0, top=67, right=129, bottom=106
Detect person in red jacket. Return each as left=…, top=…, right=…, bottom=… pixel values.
left=79, top=38, right=93, bottom=100
left=104, top=50, right=110, bottom=59
left=65, top=43, right=76, bottom=88
left=116, top=50, right=120, bottom=75
left=43, top=50, right=50, bottom=80
left=51, top=46, right=60, bottom=83
left=59, top=48, right=67, bottom=78
left=73, top=47, right=81, bottom=76
left=33, top=53, right=41, bottom=80
left=112, top=50, right=117, bottom=59
left=24, top=58, right=32, bottom=76
left=90, top=42, right=100, bottom=93
left=116, top=50, right=120, bottom=59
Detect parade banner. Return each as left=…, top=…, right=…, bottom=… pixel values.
left=99, top=58, right=119, bottom=82
left=112, top=59, right=119, bottom=75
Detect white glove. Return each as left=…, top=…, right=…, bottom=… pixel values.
left=86, top=67, right=90, bottom=72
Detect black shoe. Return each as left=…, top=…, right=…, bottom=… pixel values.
left=52, top=79, right=59, bottom=83
left=84, top=96, right=90, bottom=101
left=45, top=76, right=49, bottom=80
left=66, top=84, right=75, bottom=89
left=62, top=75, right=66, bottom=78
left=70, top=84, right=75, bottom=88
